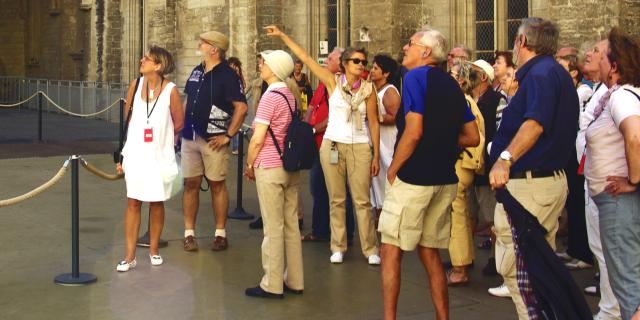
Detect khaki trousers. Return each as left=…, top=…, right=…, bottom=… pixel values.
left=255, top=167, right=304, bottom=294
left=494, top=172, right=568, bottom=319
left=448, top=161, right=476, bottom=267
left=319, top=140, right=378, bottom=257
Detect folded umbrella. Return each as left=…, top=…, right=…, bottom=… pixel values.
left=495, top=188, right=592, bottom=320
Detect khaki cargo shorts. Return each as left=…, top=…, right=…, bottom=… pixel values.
left=378, top=177, right=456, bottom=251
left=181, top=136, right=229, bottom=181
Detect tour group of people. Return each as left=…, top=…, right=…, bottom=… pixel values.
left=115, top=17, right=640, bottom=320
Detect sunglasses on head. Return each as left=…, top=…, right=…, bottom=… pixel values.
left=346, top=58, right=368, bottom=66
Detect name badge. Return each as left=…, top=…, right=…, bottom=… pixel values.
left=144, top=127, right=154, bottom=143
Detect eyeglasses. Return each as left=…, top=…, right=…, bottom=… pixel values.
left=448, top=53, right=468, bottom=59
left=407, top=39, right=427, bottom=48
left=141, top=55, right=157, bottom=63
left=346, top=58, right=368, bottom=66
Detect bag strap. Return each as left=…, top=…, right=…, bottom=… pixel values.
left=119, top=77, right=141, bottom=163
left=624, top=88, right=640, bottom=102
left=265, top=89, right=295, bottom=160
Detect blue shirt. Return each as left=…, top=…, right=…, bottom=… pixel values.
left=489, top=55, right=579, bottom=171
left=395, top=65, right=472, bottom=186
left=183, top=61, right=246, bottom=140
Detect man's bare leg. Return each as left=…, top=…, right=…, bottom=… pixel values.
left=381, top=243, right=404, bottom=320
left=417, top=246, right=449, bottom=320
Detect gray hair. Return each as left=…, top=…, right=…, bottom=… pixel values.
left=451, top=58, right=474, bottom=95
left=418, top=27, right=447, bottom=64
left=332, top=47, right=345, bottom=55
left=453, top=43, right=472, bottom=59
left=517, top=17, right=559, bottom=56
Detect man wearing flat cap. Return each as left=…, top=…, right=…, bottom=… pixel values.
left=181, top=31, right=248, bottom=252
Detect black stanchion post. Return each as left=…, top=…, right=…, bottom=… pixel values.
left=55, top=156, right=97, bottom=286
left=228, top=129, right=254, bottom=220
left=118, top=99, right=125, bottom=152
left=38, top=92, right=43, bottom=142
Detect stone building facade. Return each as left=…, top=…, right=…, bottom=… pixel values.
left=1, top=0, right=638, bottom=87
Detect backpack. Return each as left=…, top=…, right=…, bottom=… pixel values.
left=267, top=90, right=317, bottom=172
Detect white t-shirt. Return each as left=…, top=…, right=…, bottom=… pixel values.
left=585, top=85, right=640, bottom=196
left=576, top=83, right=606, bottom=161
left=577, top=83, right=594, bottom=111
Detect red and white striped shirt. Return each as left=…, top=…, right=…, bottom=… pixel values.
left=252, top=82, right=294, bottom=168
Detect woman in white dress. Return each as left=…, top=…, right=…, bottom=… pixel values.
left=369, top=55, right=400, bottom=219
left=115, top=46, right=184, bottom=272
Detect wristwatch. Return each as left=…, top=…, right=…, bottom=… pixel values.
left=499, top=150, right=513, bottom=162
left=225, top=133, right=233, bottom=139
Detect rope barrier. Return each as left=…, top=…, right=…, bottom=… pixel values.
left=0, top=158, right=70, bottom=207
left=41, top=93, right=124, bottom=118
left=80, top=159, right=123, bottom=180
left=0, top=91, right=41, bottom=108
left=0, top=91, right=125, bottom=117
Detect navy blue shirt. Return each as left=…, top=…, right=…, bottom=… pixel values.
left=489, top=55, right=579, bottom=171
left=183, top=61, right=246, bottom=140
left=396, top=66, right=470, bottom=186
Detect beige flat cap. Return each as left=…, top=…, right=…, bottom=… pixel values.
left=199, top=31, right=229, bottom=51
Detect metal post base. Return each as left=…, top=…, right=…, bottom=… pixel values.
left=54, top=273, right=97, bottom=286
left=136, top=231, right=168, bottom=248
left=228, top=207, right=254, bottom=220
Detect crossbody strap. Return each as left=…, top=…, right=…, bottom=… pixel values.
left=266, top=90, right=296, bottom=159
left=119, top=77, right=141, bottom=163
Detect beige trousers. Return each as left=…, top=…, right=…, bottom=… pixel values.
left=494, top=172, right=568, bottom=319
left=448, top=161, right=476, bottom=267
left=255, top=167, right=304, bottom=294
left=319, top=139, right=378, bottom=257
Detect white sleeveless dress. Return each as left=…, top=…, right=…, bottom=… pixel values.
left=121, top=77, right=179, bottom=202
left=370, top=84, right=399, bottom=209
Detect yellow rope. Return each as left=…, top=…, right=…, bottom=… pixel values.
left=81, top=160, right=123, bottom=181
left=0, top=159, right=70, bottom=207
left=0, top=91, right=41, bottom=108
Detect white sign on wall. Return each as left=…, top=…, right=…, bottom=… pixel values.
left=319, top=41, right=329, bottom=55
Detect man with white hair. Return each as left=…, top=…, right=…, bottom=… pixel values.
left=379, top=28, right=479, bottom=320
left=488, top=18, right=579, bottom=319
left=447, top=43, right=472, bottom=70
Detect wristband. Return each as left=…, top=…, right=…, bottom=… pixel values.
left=225, top=133, right=233, bottom=139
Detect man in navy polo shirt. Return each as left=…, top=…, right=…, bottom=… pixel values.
left=181, top=31, right=248, bottom=252
left=378, top=27, right=479, bottom=320
left=488, top=18, right=579, bottom=319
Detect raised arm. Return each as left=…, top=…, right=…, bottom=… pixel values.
left=264, top=25, right=337, bottom=93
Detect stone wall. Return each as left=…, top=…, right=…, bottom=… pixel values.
left=0, top=1, right=27, bottom=76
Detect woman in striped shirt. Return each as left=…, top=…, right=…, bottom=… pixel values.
left=243, top=50, right=304, bottom=299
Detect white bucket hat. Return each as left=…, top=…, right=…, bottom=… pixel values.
left=471, top=59, right=495, bottom=82
left=260, top=50, right=294, bottom=81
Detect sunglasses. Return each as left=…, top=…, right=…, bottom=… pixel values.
left=408, top=39, right=428, bottom=48
left=346, top=58, right=368, bottom=66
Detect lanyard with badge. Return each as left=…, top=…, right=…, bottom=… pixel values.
left=144, top=77, right=164, bottom=142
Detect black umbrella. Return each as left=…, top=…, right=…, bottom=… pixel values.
left=495, top=188, right=592, bottom=320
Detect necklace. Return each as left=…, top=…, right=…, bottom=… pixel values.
left=147, top=79, right=161, bottom=100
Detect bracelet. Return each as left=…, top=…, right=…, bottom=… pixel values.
left=225, top=133, right=233, bottom=139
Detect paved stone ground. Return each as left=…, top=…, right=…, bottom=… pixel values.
left=0, top=110, right=600, bottom=319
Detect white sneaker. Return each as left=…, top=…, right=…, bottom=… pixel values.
left=150, top=255, right=163, bottom=266
left=330, top=252, right=344, bottom=264
left=565, top=259, right=592, bottom=270
left=488, top=283, right=510, bottom=298
left=368, top=254, right=381, bottom=265
left=116, top=258, right=137, bottom=272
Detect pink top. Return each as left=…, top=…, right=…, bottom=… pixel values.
left=252, top=82, right=294, bottom=169
left=585, top=85, right=640, bottom=196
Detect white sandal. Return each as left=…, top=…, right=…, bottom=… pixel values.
left=116, top=258, right=137, bottom=272
left=150, top=255, right=163, bottom=266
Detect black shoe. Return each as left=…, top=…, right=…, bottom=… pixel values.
left=482, top=257, right=498, bottom=276
left=245, top=286, right=284, bottom=299
left=284, top=283, right=303, bottom=295
left=249, top=217, right=263, bottom=229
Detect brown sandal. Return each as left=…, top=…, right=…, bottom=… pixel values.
left=446, top=268, right=470, bottom=287
left=301, top=233, right=329, bottom=242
